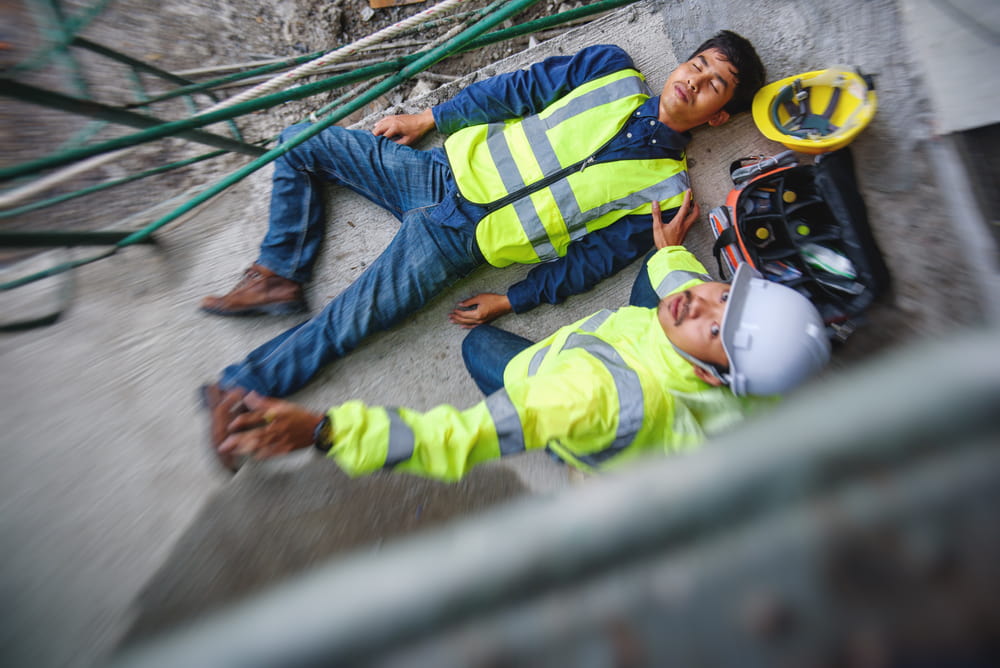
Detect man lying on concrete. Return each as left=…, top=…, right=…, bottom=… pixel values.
left=200, top=31, right=767, bottom=434
left=210, top=193, right=831, bottom=478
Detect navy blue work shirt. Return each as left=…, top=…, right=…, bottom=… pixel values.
left=428, top=44, right=691, bottom=313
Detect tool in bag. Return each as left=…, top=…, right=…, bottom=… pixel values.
left=708, top=147, right=891, bottom=341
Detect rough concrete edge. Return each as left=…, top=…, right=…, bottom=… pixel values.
left=925, top=136, right=1000, bottom=324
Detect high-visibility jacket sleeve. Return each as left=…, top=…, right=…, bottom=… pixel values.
left=644, top=246, right=714, bottom=297
left=432, top=44, right=635, bottom=134
left=323, top=352, right=636, bottom=482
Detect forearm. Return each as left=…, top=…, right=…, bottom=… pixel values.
left=324, top=363, right=620, bottom=480
left=326, top=400, right=509, bottom=481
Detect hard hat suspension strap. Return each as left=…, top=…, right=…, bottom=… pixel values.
left=670, top=342, right=730, bottom=387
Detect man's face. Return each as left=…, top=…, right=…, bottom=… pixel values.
left=659, top=48, right=738, bottom=132
left=658, top=280, right=731, bottom=370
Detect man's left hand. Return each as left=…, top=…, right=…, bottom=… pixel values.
left=218, top=392, right=325, bottom=460
left=372, top=109, right=435, bottom=145
left=652, top=189, right=700, bottom=249
left=449, top=293, right=512, bottom=328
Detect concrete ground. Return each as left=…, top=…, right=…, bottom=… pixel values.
left=1, top=0, right=997, bottom=666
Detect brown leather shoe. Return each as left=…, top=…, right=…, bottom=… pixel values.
left=201, top=264, right=306, bottom=316
left=200, top=383, right=248, bottom=473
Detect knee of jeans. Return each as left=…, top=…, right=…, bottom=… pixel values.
left=280, top=124, right=313, bottom=144
left=461, top=325, right=488, bottom=366
left=278, top=125, right=316, bottom=166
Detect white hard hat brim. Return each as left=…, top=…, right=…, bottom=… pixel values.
left=720, top=262, right=763, bottom=394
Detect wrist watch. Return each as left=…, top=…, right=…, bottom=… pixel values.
left=313, top=415, right=332, bottom=452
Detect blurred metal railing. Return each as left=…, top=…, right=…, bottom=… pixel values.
left=0, top=0, right=639, bottom=265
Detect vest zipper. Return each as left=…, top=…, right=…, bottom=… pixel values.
left=480, top=137, right=616, bottom=214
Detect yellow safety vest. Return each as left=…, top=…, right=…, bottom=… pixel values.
left=320, top=250, right=773, bottom=480
left=444, top=69, right=690, bottom=267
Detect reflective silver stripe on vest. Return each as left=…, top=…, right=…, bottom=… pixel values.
left=485, top=122, right=555, bottom=261
left=543, top=76, right=652, bottom=128
left=566, top=170, right=690, bottom=234
left=533, top=169, right=691, bottom=260
left=520, top=76, right=650, bottom=177
left=383, top=409, right=415, bottom=468
left=487, top=75, right=654, bottom=262
left=486, top=122, right=522, bottom=192
left=561, top=332, right=644, bottom=466
left=485, top=389, right=526, bottom=456
left=655, top=269, right=712, bottom=299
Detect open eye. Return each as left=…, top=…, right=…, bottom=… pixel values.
left=710, top=323, right=720, bottom=337
left=721, top=290, right=730, bottom=303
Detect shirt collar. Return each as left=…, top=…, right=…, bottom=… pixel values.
left=637, top=96, right=691, bottom=151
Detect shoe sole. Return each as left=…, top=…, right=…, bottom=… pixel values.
left=200, top=301, right=307, bottom=317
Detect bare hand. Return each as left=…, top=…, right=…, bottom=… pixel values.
left=449, top=293, right=513, bottom=328
left=218, top=392, right=325, bottom=460
left=372, top=109, right=435, bottom=145
left=652, top=190, right=700, bottom=249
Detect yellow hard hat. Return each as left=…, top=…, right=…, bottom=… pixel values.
left=752, top=67, right=877, bottom=154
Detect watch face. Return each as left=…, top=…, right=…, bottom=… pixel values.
left=313, top=416, right=332, bottom=452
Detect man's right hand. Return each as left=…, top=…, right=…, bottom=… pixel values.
left=449, top=293, right=513, bottom=328
left=652, top=189, right=700, bottom=249
left=219, top=392, right=325, bottom=460
left=372, top=109, right=435, bottom=145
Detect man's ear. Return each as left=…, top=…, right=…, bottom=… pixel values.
left=693, top=365, right=726, bottom=386
left=706, top=109, right=731, bottom=127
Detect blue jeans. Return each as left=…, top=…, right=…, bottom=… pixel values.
left=461, top=325, right=535, bottom=396
left=220, top=124, right=482, bottom=397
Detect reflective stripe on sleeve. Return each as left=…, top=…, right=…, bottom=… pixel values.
left=485, top=389, right=526, bottom=456
left=527, top=310, right=612, bottom=377
left=560, top=333, right=644, bottom=466
left=655, top=268, right=711, bottom=299
left=383, top=409, right=415, bottom=468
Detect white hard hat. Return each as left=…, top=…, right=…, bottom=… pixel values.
left=720, top=263, right=831, bottom=396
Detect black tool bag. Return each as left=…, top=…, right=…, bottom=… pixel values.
left=708, top=147, right=892, bottom=340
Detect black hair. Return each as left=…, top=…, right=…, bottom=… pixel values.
left=688, top=30, right=766, bottom=115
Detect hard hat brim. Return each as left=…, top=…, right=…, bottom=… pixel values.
left=719, top=262, right=762, bottom=384
left=751, top=68, right=877, bottom=154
